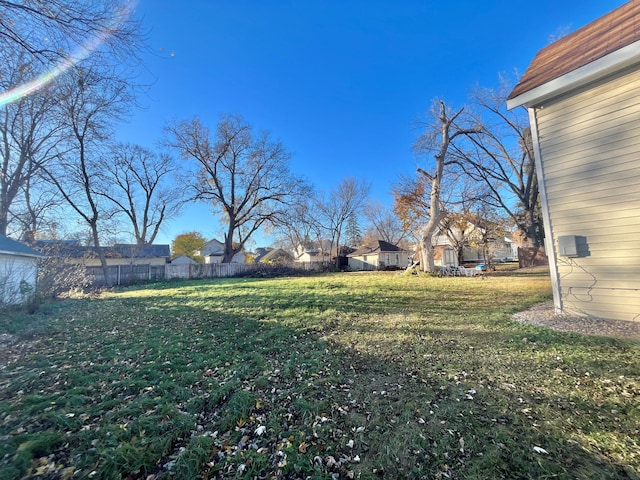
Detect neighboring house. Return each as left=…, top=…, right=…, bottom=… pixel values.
left=171, top=255, right=197, bottom=265
left=507, top=1, right=640, bottom=321
left=252, top=247, right=271, bottom=263
left=109, top=244, right=170, bottom=266
left=0, top=234, right=43, bottom=305
left=294, top=241, right=332, bottom=264
left=347, top=240, right=411, bottom=271
left=198, top=239, right=246, bottom=264
left=257, top=248, right=294, bottom=264
left=34, top=241, right=170, bottom=266
left=432, top=222, right=516, bottom=267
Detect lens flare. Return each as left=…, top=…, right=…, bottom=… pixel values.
left=0, top=1, right=137, bottom=107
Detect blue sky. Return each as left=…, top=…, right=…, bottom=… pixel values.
left=116, top=0, right=626, bottom=247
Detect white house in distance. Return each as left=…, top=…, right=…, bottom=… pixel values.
left=294, top=241, right=332, bottom=265
left=507, top=1, right=640, bottom=322
left=0, top=234, right=43, bottom=306
left=198, top=239, right=246, bottom=264
left=170, top=255, right=197, bottom=265
left=347, top=240, right=411, bottom=271
left=432, top=223, right=517, bottom=267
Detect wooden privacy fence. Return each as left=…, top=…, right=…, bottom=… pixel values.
left=86, top=264, right=166, bottom=286
left=85, top=261, right=329, bottom=286
left=165, top=263, right=256, bottom=280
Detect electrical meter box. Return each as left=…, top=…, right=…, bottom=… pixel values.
left=558, top=235, right=579, bottom=257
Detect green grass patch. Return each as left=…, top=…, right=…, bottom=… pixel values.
left=1, top=271, right=638, bottom=479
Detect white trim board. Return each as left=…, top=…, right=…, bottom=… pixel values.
left=507, top=40, right=640, bottom=110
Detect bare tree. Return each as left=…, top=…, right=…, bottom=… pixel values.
left=97, top=143, right=181, bottom=245
left=40, top=66, right=134, bottom=282
left=0, top=53, right=64, bottom=237
left=167, top=114, right=308, bottom=263
left=409, top=100, right=480, bottom=272
left=315, top=177, right=370, bottom=265
left=0, top=1, right=146, bottom=242
left=273, top=195, right=324, bottom=256
left=0, top=0, right=142, bottom=71
left=11, top=172, right=64, bottom=242
left=452, top=84, right=543, bottom=247
left=364, top=200, right=408, bottom=245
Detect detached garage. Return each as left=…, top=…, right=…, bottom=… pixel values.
left=347, top=240, right=411, bottom=271
left=507, top=1, right=640, bottom=322
left=0, top=234, right=43, bottom=306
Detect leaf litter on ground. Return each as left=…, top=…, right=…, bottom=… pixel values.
left=0, top=271, right=638, bottom=479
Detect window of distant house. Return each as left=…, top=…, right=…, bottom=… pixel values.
left=395, top=254, right=399, bottom=264
left=386, top=253, right=390, bottom=264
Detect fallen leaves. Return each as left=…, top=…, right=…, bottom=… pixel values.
left=1, top=274, right=638, bottom=479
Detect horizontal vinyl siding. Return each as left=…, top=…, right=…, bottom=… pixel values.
left=536, top=67, right=640, bottom=322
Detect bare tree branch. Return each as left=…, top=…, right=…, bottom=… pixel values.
left=166, top=114, right=308, bottom=263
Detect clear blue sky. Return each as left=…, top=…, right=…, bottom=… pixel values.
left=115, top=0, right=626, bottom=247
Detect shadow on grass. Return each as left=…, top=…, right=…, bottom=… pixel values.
left=0, top=273, right=637, bottom=479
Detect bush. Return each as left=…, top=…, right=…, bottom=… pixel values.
left=37, top=257, right=92, bottom=298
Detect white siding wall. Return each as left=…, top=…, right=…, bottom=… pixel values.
left=0, top=254, right=38, bottom=305
left=349, top=252, right=410, bottom=271
left=348, top=255, right=379, bottom=271
left=535, top=66, right=640, bottom=321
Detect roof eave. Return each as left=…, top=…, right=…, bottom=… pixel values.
left=507, top=40, right=640, bottom=110
left=0, top=249, right=44, bottom=259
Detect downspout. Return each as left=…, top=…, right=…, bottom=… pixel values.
left=528, top=106, right=562, bottom=314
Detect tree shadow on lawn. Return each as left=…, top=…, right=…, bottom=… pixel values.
left=0, top=281, right=637, bottom=479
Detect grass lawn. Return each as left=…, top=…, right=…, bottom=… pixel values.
left=0, top=270, right=638, bottom=479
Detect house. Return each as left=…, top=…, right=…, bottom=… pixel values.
left=347, top=240, right=411, bottom=271
left=198, top=239, right=246, bottom=264
left=507, top=1, right=640, bottom=322
left=294, top=241, right=332, bottom=265
left=0, top=234, right=43, bottom=305
left=109, top=244, right=170, bottom=266
left=170, top=255, right=197, bottom=265
left=34, top=241, right=170, bottom=267
left=256, top=248, right=294, bottom=264
left=432, top=222, right=517, bottom=267
left=252, top=247, right=270, bottom=263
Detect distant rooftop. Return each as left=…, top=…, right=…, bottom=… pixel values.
left=33, top=241, right=170, bottom=259
left=348, top=240, right=406, bottom=257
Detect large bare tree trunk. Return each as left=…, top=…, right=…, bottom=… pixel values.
left=417, top=101, right=466, bottom=272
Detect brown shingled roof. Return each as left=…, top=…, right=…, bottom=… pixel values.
left=508, top=1, right=640, bottom=100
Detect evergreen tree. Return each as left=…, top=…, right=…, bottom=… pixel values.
left=345, top=213, right=362, bottom=248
